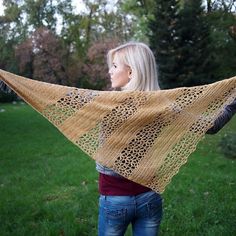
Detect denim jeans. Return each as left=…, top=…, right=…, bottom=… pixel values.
left=98, top=191, right=162, bottom=236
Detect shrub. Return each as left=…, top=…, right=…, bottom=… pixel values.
left=219, top=132, right=236, bottom=159
left=0, top=91, right=17, bottom=103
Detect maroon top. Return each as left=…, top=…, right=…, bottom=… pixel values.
left=99, top=173, right=151, bottom=196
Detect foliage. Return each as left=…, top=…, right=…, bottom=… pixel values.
left=120, top=0, right=156, bottom=42
left=206, top=10, right=236, bottom=79
left=0, top=0, right=136, bottom=90
left=205, top=0, right=236, bottom=12
left=0, top=91, right=17, bottom=102
left=0, top=0, right=25, bottom=73
left=0, top=0, right=235, bottom=90
left=15, top=27, right=70, bottom=85
left=81, top=39, right=119, bottom=90
left=23, top=0, right=57, bottom=32
left=219, top=132, right=236, bottom=159
left=149, top=0, right=219, bottom=89
left=148, top=0, right=181, bottom=88
left=176, top=0, right=218, bottom=86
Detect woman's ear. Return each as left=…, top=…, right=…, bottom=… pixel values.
left=128, top=68, right=132, bottom=79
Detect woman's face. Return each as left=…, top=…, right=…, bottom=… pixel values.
left=109, top=53, right=131, bottom=89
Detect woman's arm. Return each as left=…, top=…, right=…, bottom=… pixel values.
left=206, top=98, right=236, bottom=134
left=0, top=80, right=11, bottom=93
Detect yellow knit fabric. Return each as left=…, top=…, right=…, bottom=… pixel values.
left=0, top=69, right=235, bottom=193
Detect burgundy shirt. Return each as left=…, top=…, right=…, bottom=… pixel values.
left=99, top=173, right=151, bottom=196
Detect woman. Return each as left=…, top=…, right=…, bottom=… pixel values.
left=96, top=42, right=236, bottom=236
left=97, top=42, right=163, bottom=236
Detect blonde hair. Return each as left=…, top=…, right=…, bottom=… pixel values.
left=107, top=42, right=160, bottom=91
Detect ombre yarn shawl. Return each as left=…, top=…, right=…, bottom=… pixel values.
left=0, top=69, right=235, bottom=193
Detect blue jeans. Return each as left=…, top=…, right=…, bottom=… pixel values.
left=98, top=191, right=162, bottom=236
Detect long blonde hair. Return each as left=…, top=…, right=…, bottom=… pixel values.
left=107, top=42, right=160, bottom=91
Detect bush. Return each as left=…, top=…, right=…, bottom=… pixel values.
left=0, top=91, right=17, bottom=103
left=219, top=132, right=236, bottom=159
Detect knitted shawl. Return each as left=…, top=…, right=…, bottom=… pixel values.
left=0, top=69, right=235, bottom=193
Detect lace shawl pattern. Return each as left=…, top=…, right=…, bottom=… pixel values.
left=0, top=69, right=235, bottom=193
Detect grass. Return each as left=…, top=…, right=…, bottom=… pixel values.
left=0, top=102, right=235, bottom=236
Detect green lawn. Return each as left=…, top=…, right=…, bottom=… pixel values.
left=0, top=103, right=235, bottom=236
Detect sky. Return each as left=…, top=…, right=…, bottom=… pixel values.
left=0, top=0, right=4, bottom=15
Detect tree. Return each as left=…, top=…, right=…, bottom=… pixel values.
left=206, top=7, right=236, bottom=79
left=148, top=0, right=181, bottom=88
left=176, top=0, right=217, bottom=86
left=148, top=0, right=218, bottom=88
left=120, top=0, right=156, bottom=42
left=23, top=0, right=57, bottom=33
left=15, top=27, right=70, bottom=85
left=205, top=0, right=236, bottom=12
left=81, top=39, right=119, bottom=90
left=0, top=0, right=26, bottom=72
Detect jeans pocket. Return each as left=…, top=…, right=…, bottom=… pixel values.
left=104, top=206, right=127, bottom=226
left=147, top=196, right=163, bottom=220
